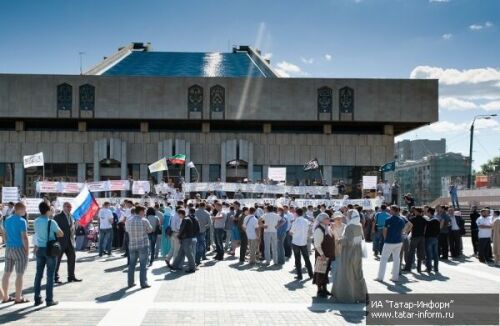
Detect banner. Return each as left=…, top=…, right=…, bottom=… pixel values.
left=37, top=180, right=130, bottom=193
left=25, top=198, right=43, bottom=215
left=220, top=198, right=374, bottom=210
left=1, top=187, right=19, bottom=203
left=23, top=152, right=44, bottom=168
left=154, top=183, right=177, bottom=195
left=132, top=181, right=151, bottom=195
left=268, top=167, right=287, bottom=183
left=182, top=182, right=338, bottom=196
left=148, top=158, right=168, bottom=173
left=362, top=176, right=378, bottom=190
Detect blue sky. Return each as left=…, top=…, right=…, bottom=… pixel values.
left=0, top=0, right=499, bottom=169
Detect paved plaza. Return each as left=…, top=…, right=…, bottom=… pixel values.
left=0, top=239, right=498, bottom=326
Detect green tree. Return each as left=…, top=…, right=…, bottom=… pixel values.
left=479, top=156, right=500, bottom=174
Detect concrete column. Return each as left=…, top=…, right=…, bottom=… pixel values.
left=93, top=143, right=100, bottom=182
left=202, top=164, right=209, bottom=182
left=77, top=163, right=86, bottom=182
left=323, top=165, right=332, bottom=185
left=263, top=165, right=269, bottom=180
left=184, top=142, right=191, bottom=181
left=14, top=163, right=24, bottom=193
left=247, top=142, right=254, bottom=181
left=221, top=143, right=226, bottom=182
left=139, top=164, right=148, bottom=180
left=121, top=142, right=127, bottom=197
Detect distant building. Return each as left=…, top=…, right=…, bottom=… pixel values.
left=395, top=139, right=446, bottom=162
left=395, top=152, right=469, bottom=205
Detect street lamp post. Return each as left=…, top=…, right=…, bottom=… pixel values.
left=468, top=114, right=498, bottom=189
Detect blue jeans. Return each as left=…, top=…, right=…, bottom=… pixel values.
left=214, top=228, right=225, bottom=259
left=172, top=238, right=196, bottom=271
left=196, top=232, right=207, bottom=264
left=425, top=237, right=439, bottom=271
left=34, top=247, right=56, bottom=303
left=277, top=233, right=286, bottom=264
left=450, top=193, right=459, bottom=209
left=373, top=229, right=384, bottom=254
left=148, top=234, right=157, bottom=264
left=99, top=228, right=113, bottom=255
left=128, top=246, right=148, bottom=287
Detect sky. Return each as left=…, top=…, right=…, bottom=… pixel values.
left=0, top=0, right=499, bottom=169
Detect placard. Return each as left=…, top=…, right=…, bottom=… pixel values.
left=362, top=176, right=378, bottom=190
left=268, top=167, right=287, bottom=183
left=1, top=187, right=19, bottom=203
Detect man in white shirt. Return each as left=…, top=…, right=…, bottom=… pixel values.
left=98, top=202, right=114, bottom=257
left=289, top=208, right=313, bottom=280
left=476, top=208, right=493, bottom=263
left=260, top=205, right=282, bottom=265
left=165, top=203, right=183, bottom=266
left=243, top=207, right=259, bottom=264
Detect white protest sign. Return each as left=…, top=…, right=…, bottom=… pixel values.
left=1, top=187, right=19, bottom=203
left=268, top=167, right=287, bottom=183
left=362, top=176, right=378, bottom=190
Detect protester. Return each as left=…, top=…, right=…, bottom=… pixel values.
left=98, top=202, right=114, bottom=257
left=470, top=206, right=480, bottom=256
left=436, top=205, right=451, bottom=260
left=171, top=209, right=197, bottom=273
left=54, top=202, right=82, bottom=283
left=33, top=202, right=64, bottom=306
left=1, top=202, right=29, bottom=304
left=237, top=205, right=249, bottom=264
left=476, top=208, right=493, bottom=263
left=492, top=210, right=500, bottom=266
left=243, top=207, right=259, bottom=265
left=372, top=205, right=389, bottom=258
left=403, top=207, right=426, bottom=273
left=424, top=207, right=440, bottom=273
left=448, top=209, right=465, bottom=258
left=261, top=205, right=282, bottom=265
left=330, top=211, right=345, bottom=284
left=146, top=207, right=161, bottom=266
left=126, top=205, right=153, bottom=288
left=332, top=209, right=367, bottom=303
left=160, top=206, right=173, bottom=258
left=276, top=207, right=288, bottom=265
left=194, top=203, right=210, bottom=265
left=211, top=203, right=226, bottom=261
left=165, top=203, right=182, bottom=266
left=375, top=205, right=405, bottom=283
left=313, top=213, right=335, bottom=298
left=290, top=208, right=313, bottom=280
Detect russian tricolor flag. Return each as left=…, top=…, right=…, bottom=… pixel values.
left=71, top=186, right=100, bottom=226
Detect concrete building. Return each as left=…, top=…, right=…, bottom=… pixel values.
left=0, top=42, right=438, bottom=197
left=395, top=138, right=446, bottom=162
left=396, top=152, right=469, bottom=205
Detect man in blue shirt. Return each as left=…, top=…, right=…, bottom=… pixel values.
left=33, top=202, right=64, bottom=306
left=372, top=205, right=390, bottom=258
left=375, top=205, right=406, bottom=282
left=1, top=202, right=29, bottom=304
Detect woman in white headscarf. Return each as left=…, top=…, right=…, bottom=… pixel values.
left=332, top=209, right=367, bottom=303
left=160, top=206, right=173, bottom=257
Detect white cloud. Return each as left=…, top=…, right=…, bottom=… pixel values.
left=427, top=121, right=467, bottom=133
left=442, top=33, right=453, bottom=40
left=261, top=52, right=272, bottom=60
left=324, top=54, right=332, bottom=61
left=469, top=21, right=494, bottom=31
left=274, top=61, right=303, bottom=78
left=300, top=57, right=314, bottom=64
left=482, top=101, right=500, bottom=111
left=440, top=97, right=478, bottom=111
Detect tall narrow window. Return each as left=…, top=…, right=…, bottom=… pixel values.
left=79, top=84, right=95, bottom=111
left=339, top=86, right=354, bottom=114
left=57, top=83, right=72, bottom=111
left=188, top=85, right=203, bottom=112
left=210, top=85, right=225, bottom=112
left=317, top=86, right=332, bottom=113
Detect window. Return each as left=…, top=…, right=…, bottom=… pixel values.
left=79, top=84, right=95, bottom=111
left=209, top=164, right=221, bottom=182
left=252, top=165, right=263, bottom=183
left=317, top=86, right=332, bottom=113
left=188, top=85, right=203, bottom=112
left=210, top=85, right=225, bottom=112
left=339, top=86, right=354, bottom=114
left=57, top=83, right=72, bottom=111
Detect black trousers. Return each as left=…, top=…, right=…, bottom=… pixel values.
left=448, top=230, right=462, bottom=257
left=438, top=233, right=449, bottom=259
left=239, top=231, right=248, bottom=262
left=478, top=238, right=492, bottom=262
left=292, top=244, right=313, bottom=278
left=55, top=244, right=76, bottom=280
left=284, top=231, right=292, bottom=258
left=471, top=229, right=479, bottom=254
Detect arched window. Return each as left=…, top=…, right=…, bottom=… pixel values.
left=57, top=83, right=72, bottom=111
left=188, top=85, right=203, bottom=112
left=317, top=86, right=332, bottom=113
left=79, top=84, right=95, bottom=111
left=210, top=85, right=225, bottom=112
left=339, top=86, right=354, bottom=114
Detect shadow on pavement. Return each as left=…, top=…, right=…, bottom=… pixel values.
left=95, top=286, right=141, bottom=302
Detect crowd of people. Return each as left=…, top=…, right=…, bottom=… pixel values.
left=1, top=192, right=500, bottom=307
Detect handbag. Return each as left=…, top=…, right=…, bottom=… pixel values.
left=47, top=220, right=62, bottom=257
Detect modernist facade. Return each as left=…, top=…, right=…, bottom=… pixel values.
left=395, top=138, right=446, bottom=162
left=0, top=43, right=438, bottom=197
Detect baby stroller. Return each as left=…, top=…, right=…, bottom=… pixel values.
left=86, top=223, right=99, bottom=252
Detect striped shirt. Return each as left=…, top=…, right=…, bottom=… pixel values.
left=126, top=216, right=153, bottom=250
